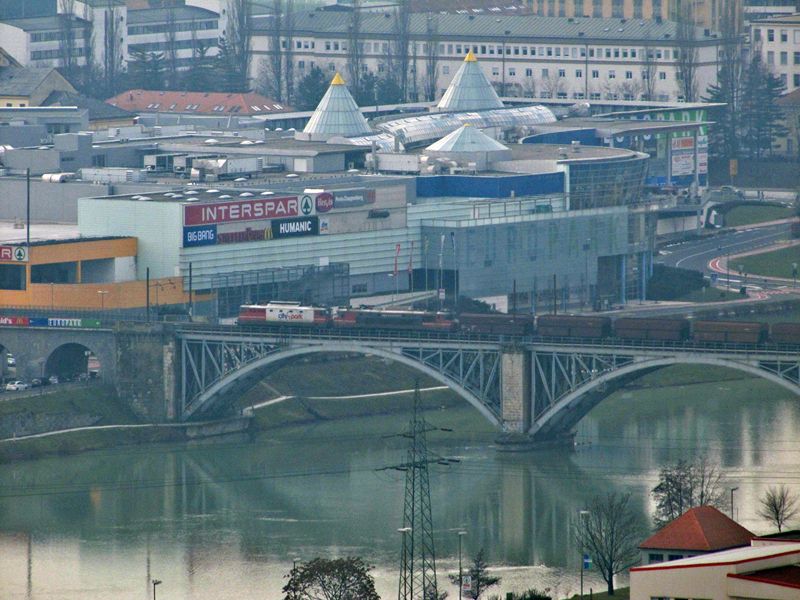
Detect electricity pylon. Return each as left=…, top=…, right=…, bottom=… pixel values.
left=397, top=382, right=439, bottom=600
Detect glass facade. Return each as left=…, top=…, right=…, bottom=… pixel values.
left=567, top=155, right=649, bottom=210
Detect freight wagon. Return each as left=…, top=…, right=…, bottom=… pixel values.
left=459, top=313, right=535, bottom=335
left=537, top=315, right=612, bottom=339
left=691, top=320, right=769, bottom=344
left=614, top=318, right=690, bottom=341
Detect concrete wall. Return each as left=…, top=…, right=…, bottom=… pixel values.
left=0, top=178, right=112, bottom=223
left=501, top=349, right=530, bottom=433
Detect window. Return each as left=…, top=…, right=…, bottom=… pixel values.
left=591, top=69, right=599, bottom=79
left=589, top=92, right=601, bottom=100
left=794, top=52, right=800, bottom=64
left=352, top=283, right=367, bottom=294
left=754, top=28, right=761, bottom=42
left=325, top=41, right=331, bottom=50
left=575, top=69, right=583, bottom=78
left=492, top=67, right=500, bottom=76
left=443, top=65, right=450, bottom=75
left=525, top=67, right=533, bottom=77
left=558, top=69, right=565, bottom=78
left=658, top=72, right=666, bottom=80
left=781, top=51, right=789, bottom=65
left=542, top=68, right=549, bottom=78
left=768, top=51, right=775, bottom=65
left=609, top=70, right=616, bottom=79
left=768, top=29, right=775, bottom=42
left=625, top=71, right=633, bottom=79
left=509, top=67, right=516, bottom=77
left=795, top=30, right=800, bottom=43
left=781, top=29, right=788, bottom=43
left=794, top=73, right=800, bottom=87
left=295, top=40, right=301, bottom=49
left=668, top=554, right=683, bottom=561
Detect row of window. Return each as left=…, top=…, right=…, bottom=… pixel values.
left=754, top=28, right=800, bottom=45
left=290, top=38, right=681, bottom=62
left=765, top=50, right=800, bottom=66
left=31, top=47, right=86, bottom=60
left=127, top=19, right=217, bottom=36
left=30, top=29, right=85, bottom=43
left=128, top=39, right=206, bottom=52
left=491, top=67, right=672, bottom=81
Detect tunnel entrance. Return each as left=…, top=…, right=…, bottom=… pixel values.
left=45, top=343, right=101, bottom=381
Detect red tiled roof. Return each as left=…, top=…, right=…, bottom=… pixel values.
left=729, top=565, right=800, bottom=589
left=639, top=506, right=754, bottom=552
left=105, top=89, right=292, bottom=115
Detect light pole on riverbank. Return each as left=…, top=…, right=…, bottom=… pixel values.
left=152, top=578, right=162, bottom=600
left=579, top=510, right=590, bottom=600
left=457, top=529, right=467, bottom=600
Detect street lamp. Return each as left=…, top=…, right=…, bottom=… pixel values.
left=97, top=290, right=108, bottom=310
left=292, top=556, right=302, bottom=570
left=152, top=579, right=162, bottom=600
left=398, top=527, right=412, bottom=600
left=457, top=530, right=467, bottom=600
left=730, top=487, right=739, bottom=520
left=579, top=510, right=590, bottom=600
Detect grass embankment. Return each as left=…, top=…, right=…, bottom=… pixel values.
left=240, top=354, right=462, bottom=430
left=723, top=204, right=794, bottom=227
left=0, top=384, right=138, bottom=423
left=0, top=385, right=185, bottom=463
left=737, top=244, right=800, bottom=279
left=674, top=288, right=744, bottom=303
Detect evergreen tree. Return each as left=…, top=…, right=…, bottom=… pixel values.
left=448, top=548, right=500, bottom=599
left=294, top=66, right=328, bottom=110
left=375, top=75, right=403, bottom=105
left=213, top=38, right=247, bottom=92
left=354, top=70, right=379, bottom=107
left=741, top=55, right=787, bottom=158
left=127, top=48, right=165, bottom=90
left=183, top=40, right=217, bottom=92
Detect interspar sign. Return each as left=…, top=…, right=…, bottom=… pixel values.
left=183, top=196, right=301, bottom=226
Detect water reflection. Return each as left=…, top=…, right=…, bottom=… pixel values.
left=0, top=375, right=799, bottom=598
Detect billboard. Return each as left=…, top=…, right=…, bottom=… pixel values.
left=183, top=225, right=217, bottom=247
left=271, top=216, right=319, bottom=239
left=0, top=245, right=28, bottom=262
left=183, top=196, right=304, bottom=226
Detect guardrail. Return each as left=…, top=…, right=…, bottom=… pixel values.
left=173, top=323, right=800, bottom=358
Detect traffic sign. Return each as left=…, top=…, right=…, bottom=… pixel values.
left=461, top=575, right=472, bottom=592
left=583, top=554, right=592, bottom=570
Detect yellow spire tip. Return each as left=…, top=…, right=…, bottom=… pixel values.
left=331, top=72, right=345, bottom=85
left=464, top=49, right=477, bottom=62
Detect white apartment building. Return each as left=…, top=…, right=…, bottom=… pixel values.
left=251, top=12, right=723, bottom=103
left=127, top=5, right=221, bottom=67
left=0, top=15, right=92, bottom=68
left=752, top=13, right=800, bottom=93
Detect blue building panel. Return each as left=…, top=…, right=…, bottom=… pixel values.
left=416, top=172, right=564, bottom=198
left=521, top=129, right=599, bottom=146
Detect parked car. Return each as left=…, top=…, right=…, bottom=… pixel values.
left=48, top=375, right=59, bottom=385
left=30, top=378, right=42, bottom=388
left=6, top=355, right=15, bottom=367
left=5, top=381, right=29, bottom=391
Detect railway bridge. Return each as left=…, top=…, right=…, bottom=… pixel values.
left=2, top=322, right=799, bottom=443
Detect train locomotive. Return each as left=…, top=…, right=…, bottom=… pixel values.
left=237, top=302, right=797, bottom=345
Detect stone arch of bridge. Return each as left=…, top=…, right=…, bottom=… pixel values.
left=529, top=355, right=800, bottom=439
left=187, top=342, right=501, bottom=426
left=44, top=342, right=102, bottom=380
left=0, top=338, right=19, bottom=380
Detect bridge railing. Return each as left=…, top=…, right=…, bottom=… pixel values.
left=172, top=323, right=800, bottom=358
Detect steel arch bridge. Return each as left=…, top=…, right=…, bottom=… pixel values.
left=176, top=326, right=800, bottom=443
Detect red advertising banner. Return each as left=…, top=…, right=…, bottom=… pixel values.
left=0, top=316, right=29, bottom=326
left=184, top=197, right=300, bottom=226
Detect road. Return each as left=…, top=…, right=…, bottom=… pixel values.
left=658, top=222, right=793, bottom=290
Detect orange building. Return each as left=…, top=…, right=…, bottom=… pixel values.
left=0, top=237, right=197, bottom=310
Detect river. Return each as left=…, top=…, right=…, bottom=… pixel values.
left=1, top=368, right=799, bottom=599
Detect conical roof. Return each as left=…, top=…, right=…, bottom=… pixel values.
left=436, top=51, right=504, bottom=112
left=425, top=124, right=509, bottom=153
left=300, top=73, right=372, bottom=139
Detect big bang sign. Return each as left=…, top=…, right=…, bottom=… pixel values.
left=184, top=196, right=302, bottom=226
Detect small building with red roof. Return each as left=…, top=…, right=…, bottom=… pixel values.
left=639, top=506, right=755, bottom=565
left=630, top=543, right=800, bottom=600
left=106, top=89, right=292, bottom=116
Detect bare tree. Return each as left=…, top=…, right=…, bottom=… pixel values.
left=422, top=15, right=439, bottom=102
left=102, top=0, right=123, bottom=95
left=164, top=7, right=179, bottom=89
left=758, top=485, right=799, bottom=532
left=641, top=42, right=658, bottom=101
left=283, top=0, right=295, bottom=103
left=267, top=0, right=283, bottom=100
left=521, top=75, right=536, bottom=98
left=392, top=0, right=411, bottom=101
left=346, top=0, right=363, bottom=97
left=283, top=557, right=380, bottom=600
left=651, top=457, right=725, bottom=528
left=541, top=72, right=565, bottom=98
left=619, top=79, right=643, bottom=101
left=58, top=0, right=78, bottom=79
left=675, top=6, right=698, bottom=102
left=226, top=0, right=253, bottom=91
left=575, top=493, right=642, bottom=596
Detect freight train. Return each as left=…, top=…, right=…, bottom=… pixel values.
left=237, top=302, right=797, bottom=345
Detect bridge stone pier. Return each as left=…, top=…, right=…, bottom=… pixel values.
left=3, top=322, right=800, bottom=447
